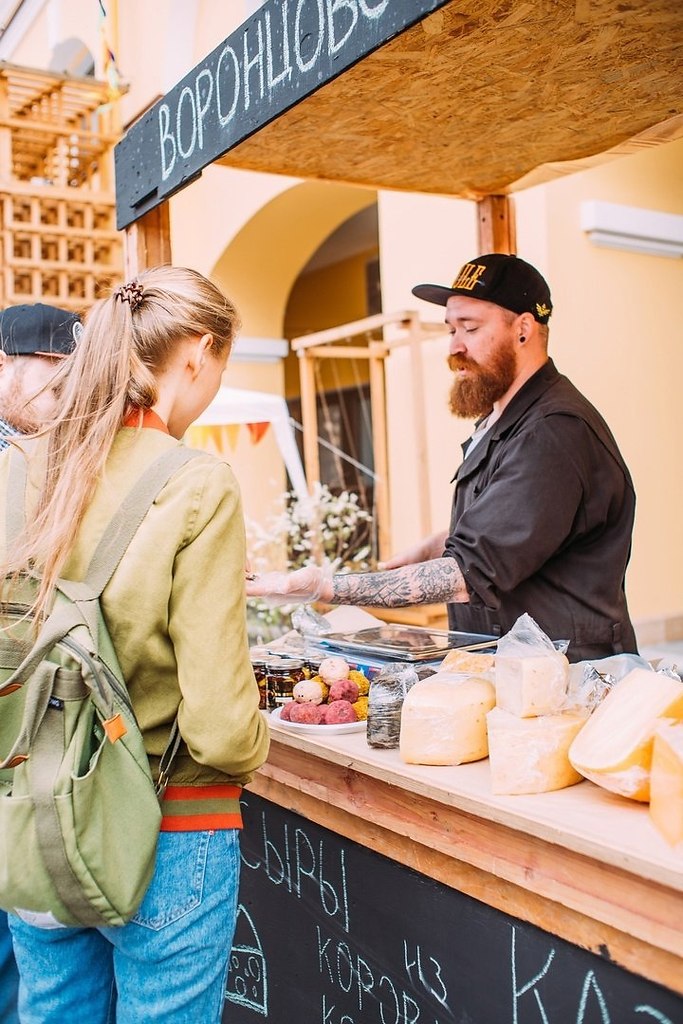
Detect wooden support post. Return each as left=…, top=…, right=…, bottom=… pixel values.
left=368, top=342, right=391, bottom=562
left=477, top=194, right=517, bottom=254
left=407, top=312, right=432, bottom=540
left=123, top=202, right=172, bottom=278
left=298, top=351, right=320, bottom=492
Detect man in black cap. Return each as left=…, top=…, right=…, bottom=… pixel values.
left=0, top=302, right=81, bottom=449
left=0, top=301, right=80, bottom=1024
left=247, top=253, right=637, bottom=663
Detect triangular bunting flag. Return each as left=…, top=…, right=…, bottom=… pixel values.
left=246, top=422, right=270, bottom=445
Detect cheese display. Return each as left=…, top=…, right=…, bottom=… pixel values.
left=440, top=648, right=495, bottom=676
left=486, top=707, right=588, bottom=794
left=568, top=668, right=683, bottom=801
left=649, top=721, right=683, bottom=847
left=494, top=652, right=569, bottom=718
left=400, top=674, right=495, bottom=766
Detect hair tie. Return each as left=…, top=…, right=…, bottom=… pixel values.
left=114, top=280, right=144, bottom=312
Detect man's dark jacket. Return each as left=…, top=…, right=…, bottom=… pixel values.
left=443, top=359, right=637, bottom=663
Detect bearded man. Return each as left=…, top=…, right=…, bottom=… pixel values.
left=248, top=254, right=637, bottom=663
left=0, top=302, right=81, bottom=447
left=0, top=300, right=80, bottom=1024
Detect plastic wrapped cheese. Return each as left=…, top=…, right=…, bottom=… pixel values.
left=649, top=721, right=683, bottom=847
left=486, top=707, right=588, bottom=794
left=568, top=668, right=683, bottom=802
left=494, top=652, right=569, bottom=717
left=399, top=673, right=495, bottom=766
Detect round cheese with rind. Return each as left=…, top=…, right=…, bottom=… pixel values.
left=399, top=673, right=495, bottom=766
left=568, top=668, right=683, bottom=802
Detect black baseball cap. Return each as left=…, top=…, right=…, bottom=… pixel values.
left=0, top=303, right=82, bottom=356
left=412, top=253, right=553, bottom=324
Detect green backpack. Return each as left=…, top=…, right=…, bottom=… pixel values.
left=0, top=444, right=198, bottom=927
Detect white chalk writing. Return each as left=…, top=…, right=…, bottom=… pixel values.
left=158, top=0, right=390, bottom=181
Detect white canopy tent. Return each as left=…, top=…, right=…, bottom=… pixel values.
left=189, top=387, right=308, bottom=501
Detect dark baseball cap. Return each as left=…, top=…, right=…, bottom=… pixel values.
left=0, top=303, right=82, bottom=357
left=412, top=253, right=553, bottom=324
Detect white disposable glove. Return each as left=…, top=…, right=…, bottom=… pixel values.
left=245, top=564, right=333, bottom=606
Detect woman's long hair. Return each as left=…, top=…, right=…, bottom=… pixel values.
left=4, top=265, right=240, bottom=621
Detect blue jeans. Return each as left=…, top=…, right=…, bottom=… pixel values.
left=7, top=830, right=240, bottom=1024
left=0, top=910, right=20, bottom=1024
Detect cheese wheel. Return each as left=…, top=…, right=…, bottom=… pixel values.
left=494, top=652, right=569, bottom=717
left=568, top=668, right=683, bottom=802
left=399, top=674, right=495, bottom=766
left=649, top=721, right=683, bottom=847
left=487, top=707, right=588, bottom=795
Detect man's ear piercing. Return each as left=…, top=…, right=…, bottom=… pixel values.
left=519, top=335, right=526, bottom=343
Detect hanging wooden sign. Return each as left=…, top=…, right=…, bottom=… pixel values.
left=114, top=0, right=449, bottom=228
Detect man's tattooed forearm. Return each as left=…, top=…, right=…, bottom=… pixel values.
left=331, top=557, right=468, bottom=607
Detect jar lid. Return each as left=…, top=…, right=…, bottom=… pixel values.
left=266, top=656, right=305, bottom=670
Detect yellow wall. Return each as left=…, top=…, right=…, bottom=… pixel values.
left=283, top=246, right=377, bottom=398
left=380, top=142, right=683, bottom=626
left=517, top=139, right=683, bottom=623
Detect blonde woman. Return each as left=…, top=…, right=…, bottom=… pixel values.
left=0, top=267, right=269, bottom=1023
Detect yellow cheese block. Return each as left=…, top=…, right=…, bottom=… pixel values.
left=486, top=707, right=588, bottom=795
left=649, top=721, right=683, bottom=847
left=440, top=648, right=495, bottom=676
left=568, top=668, right=683, bottom=801
left=494, top=652, right=569, bottom=717
left=399, top=673, right=495, bottom=766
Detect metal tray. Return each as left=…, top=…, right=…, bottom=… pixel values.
left=319, top=625, right=497, bottom=663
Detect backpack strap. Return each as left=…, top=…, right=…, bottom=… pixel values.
left=65, top=445, right=202, bottom=602
left=64, top=445, right=202, bottom=795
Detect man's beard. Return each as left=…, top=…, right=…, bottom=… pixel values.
left=447, top=341, right=517, bottom=419
left=3, top=373, right=41, bottom=434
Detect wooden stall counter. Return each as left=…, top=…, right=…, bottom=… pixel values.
left=230, top=713, right=683, bottom=1021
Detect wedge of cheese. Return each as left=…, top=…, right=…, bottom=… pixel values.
left=494, top=652, right=569, bottom=717
left=399, top=673, right=495, bottom=766
left=486, top=707, right=588, bottom=795
left=649, top=721, right=683, bottom=847
left=568, top=668, right=683, bottom=801
left=440, top=648, right=495, bottom=676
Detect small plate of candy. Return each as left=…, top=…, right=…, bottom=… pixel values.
left=268, top=656, right=368, bottom=734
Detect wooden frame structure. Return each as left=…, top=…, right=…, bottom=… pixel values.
left=291, top=310, right=447, bottom=562
left=0, top=61, right=124, bottom=309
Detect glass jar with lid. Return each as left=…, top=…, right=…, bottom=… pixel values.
left=265, top=657, right=306, bottom=708
left=250, top=648, right=273, bottom=710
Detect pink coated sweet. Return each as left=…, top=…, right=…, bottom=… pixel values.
left=289, top=702, right=326, bottom=725
left=328, top=678, right=360, bottom=704
left=323, top=700, right=358, bottom=725
left=279, top=702, right=294, bottom=721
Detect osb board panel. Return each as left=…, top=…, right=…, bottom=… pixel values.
left=217, top=0, right=683, bottom=198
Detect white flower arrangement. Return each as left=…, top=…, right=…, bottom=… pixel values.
left=246, top=483, right=375, bottom=640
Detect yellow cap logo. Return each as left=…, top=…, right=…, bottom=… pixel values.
left=451, top=263, right=487, bottom=291
left=535, top=302, right=550, bottom=318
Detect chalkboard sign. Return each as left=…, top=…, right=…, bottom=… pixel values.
left=114, top=0, right=450, bottom=228
left=225, top=793, right=683, bottom=1024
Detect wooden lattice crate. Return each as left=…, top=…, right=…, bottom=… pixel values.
left=0, top=185, right=122, bottom=309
